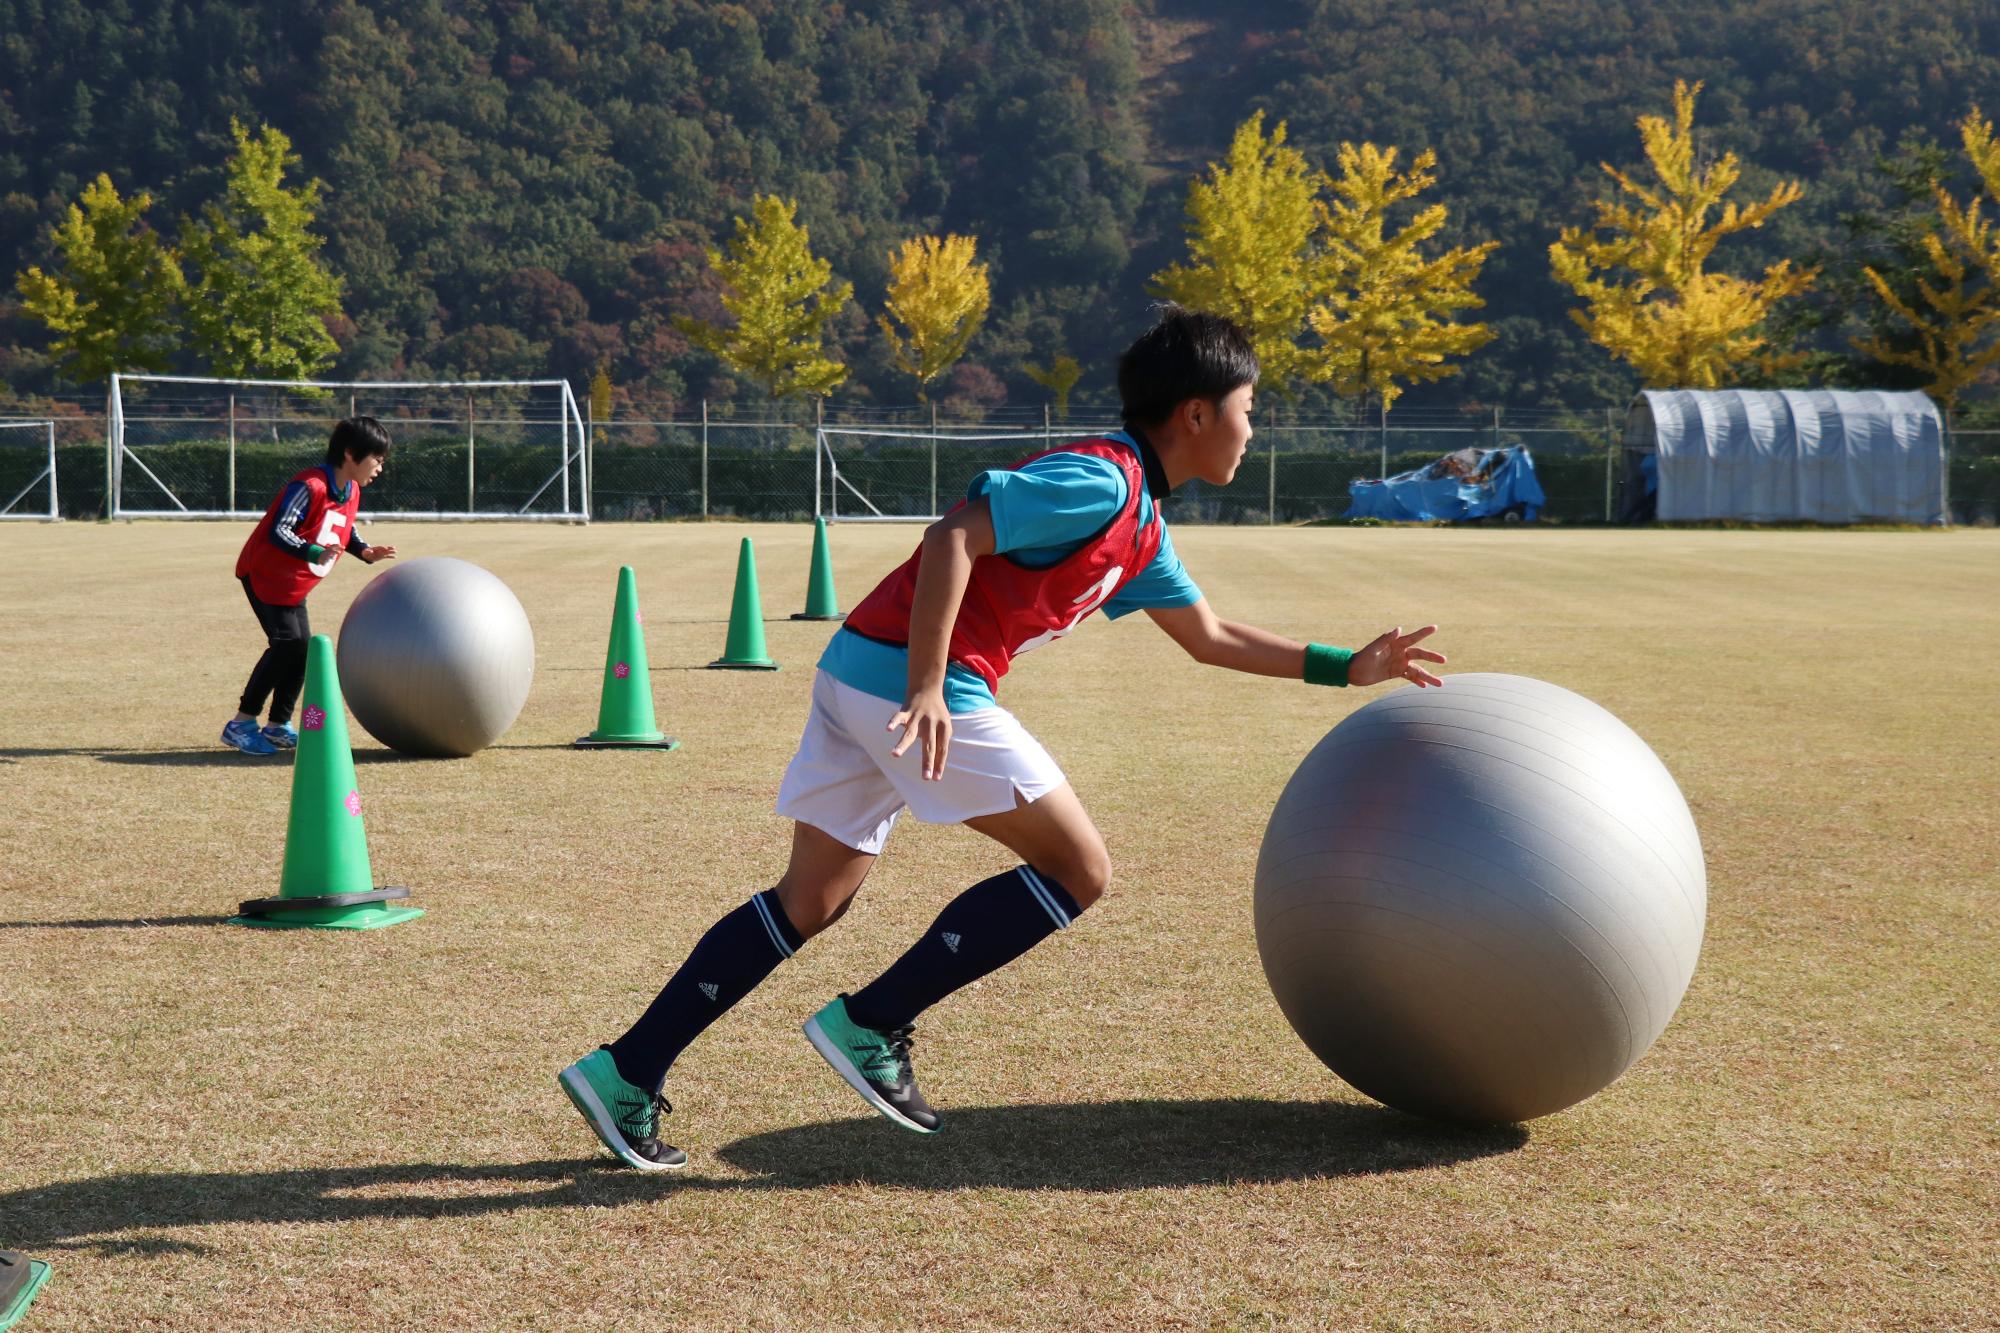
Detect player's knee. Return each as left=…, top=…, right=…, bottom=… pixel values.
left=775, top=879, right=853, bottom=940
left=1048, top=846, right=1112, bottom=909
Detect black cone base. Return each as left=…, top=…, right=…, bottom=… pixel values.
left=236, top=886, right=412, bottom=918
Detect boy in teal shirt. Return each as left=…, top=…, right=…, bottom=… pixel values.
left=561, top=307, right=1445, bottom=1168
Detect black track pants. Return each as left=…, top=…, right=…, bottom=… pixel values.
left=237, top=577, right=311, bottom=725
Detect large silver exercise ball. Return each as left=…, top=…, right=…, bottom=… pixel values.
left=337, top=556, right=536, bottom=757
left=1253, top=673, right=1705, bottom=1124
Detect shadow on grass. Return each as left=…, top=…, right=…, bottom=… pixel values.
left=0, top=746, right=280, bottom=766
left=714, top=1098, right=1527, bottom=1191
left=34, top=747, right=446, bottom=767
left=0, top=743, right=642, bottom=764
left=0, top=1100, right=1525, bottom=1254
left=0, top=914, right=234, bottom=930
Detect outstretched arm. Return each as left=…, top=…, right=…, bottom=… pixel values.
left=891, top=497, right=997, bottom=778
left=1145, top=599, right=1445, bottom=688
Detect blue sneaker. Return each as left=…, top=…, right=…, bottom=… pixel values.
left=221, top=719, right=278, bottom=755
left=260, top=723, right=298, bottom=749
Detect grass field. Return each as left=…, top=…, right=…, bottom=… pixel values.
left=2, top=520, right=1995, bottom=1331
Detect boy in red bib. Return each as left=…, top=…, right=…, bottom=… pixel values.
left=223, top=417, right=396, bottom=756
left=560, top=308, right=1447, bottom=1169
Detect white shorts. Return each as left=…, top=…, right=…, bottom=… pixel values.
left=774, top=670, right=1067, bottom=854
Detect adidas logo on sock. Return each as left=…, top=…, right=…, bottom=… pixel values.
left=941, top=931, right=962, bottom=953
left=699, top=982, right=720, bottom=1001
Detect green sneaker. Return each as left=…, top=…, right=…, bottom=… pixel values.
left=558, top=1047, right=687, bottom=1170
left=803, top=994, right=940, bottom=1133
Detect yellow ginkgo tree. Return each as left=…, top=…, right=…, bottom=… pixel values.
left=15, top=174, right=185, bottom=383
left=1550, top=80, right=1816, bottom=388
left=1023, top=352, right=1084, bottom=417
left=1306, top=142, right=1496, bottom=419
left=879, top=234, right=990, bottom=401
left=678, top=194, right=852, bottom=399
left=1856, top=109, right=2000, bottom=411
left=1151, top=111, right=1321, bottom=390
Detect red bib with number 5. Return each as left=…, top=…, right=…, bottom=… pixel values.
left=844, top=437, right=1163, bottom=695
left=236, top=466, right=361, bottom=606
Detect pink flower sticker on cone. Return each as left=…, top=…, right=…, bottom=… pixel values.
left=613, top=662, right=630, bottom=679
left=303, top=705, right=327, bottom=731
left=344, top=790, right=362, bottom=816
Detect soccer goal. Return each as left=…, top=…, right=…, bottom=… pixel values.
left=0, top=420, right=59, bottom=521
left=107, top=374, right=589, bottom=521
left=812, top=422, right=1121, bottom=522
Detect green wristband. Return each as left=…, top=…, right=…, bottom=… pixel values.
left=1304, top=643, right=1353, bottom=688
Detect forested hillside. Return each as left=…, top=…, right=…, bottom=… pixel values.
left=4, top=0, right=1998, bottom=410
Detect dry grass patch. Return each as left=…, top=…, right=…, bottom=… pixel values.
left=1, top=521, right=1995, bottom=1330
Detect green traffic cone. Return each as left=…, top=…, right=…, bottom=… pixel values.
left=791, top=516, right=844, bottom=621
left=708, top=536, right=779, bottom=670
left=232, top=634, right=421, bottom=930
left=0, top=1252, right=50, bottom=1333
left=575, top=565, right=680, bottom=749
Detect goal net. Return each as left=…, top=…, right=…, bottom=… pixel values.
left=812, top=422, right=1122, bottom=522
left=0, top=420, right=58, bottom=521
left=107, top=375, right=588, bottom=521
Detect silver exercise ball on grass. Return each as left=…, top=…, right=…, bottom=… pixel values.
left=1253, top=673, right=1705, bottom=1124
left=337, top=556, right=536, bottom=757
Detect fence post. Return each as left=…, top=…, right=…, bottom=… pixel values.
left=1268, top=425, right=1277, bottom=525
left=1604, top=406, right=1615, bottom=522
left=466, top=393, right=476, bottom=513
left=1044, top=401, right=1051, bottom=451
left=1942, top=407, right=1953, bottom=525
left=1379, top=399, right=1389, bottom=480
left=46, top=421, right=58, bottom=519
left=227, top=393, right=237, bottom=515
left=928, top=401, right=939, bottom=517
left=1493, top=403, right=1501, bottom=453
left=700, top=398, right=710, bottom=519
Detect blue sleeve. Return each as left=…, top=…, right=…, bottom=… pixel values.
left=969, top=452, right=1127, bottom=556
left=1103, top=521, right=1202, bottom=619
left=345, top=527, right=369, bottom=556
left=266, top=481, right=318, bottom=561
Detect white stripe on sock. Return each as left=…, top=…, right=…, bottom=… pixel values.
left=1019, top=866, right=1070, bottom=929
left=750, top=893, right=794, bottom=959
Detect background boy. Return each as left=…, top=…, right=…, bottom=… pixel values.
left=223, top=417, right=397, bottom=756
left=560, top=307, right=1446, bottom=1170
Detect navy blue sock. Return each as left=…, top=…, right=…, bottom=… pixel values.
left=607, top=889, right=805, bottom=1093
left=845, top=866, right=1084, bottom=1032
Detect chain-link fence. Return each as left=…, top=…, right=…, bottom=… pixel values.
left=1949, top=430, right=2000, bottom=526
left=11, top=394, right=1997, bottom=525
left=587, top=403, right=1630, bottom=525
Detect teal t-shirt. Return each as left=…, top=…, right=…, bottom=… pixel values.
left=817, top=432, right=1202, bottom=711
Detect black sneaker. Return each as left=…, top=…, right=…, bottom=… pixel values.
left=803, top=994, right=941, bottom=1133
left=558, top=1047, right=689, bottom=1170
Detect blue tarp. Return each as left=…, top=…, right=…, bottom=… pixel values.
left=1345, top=445, right=1546, bottom=522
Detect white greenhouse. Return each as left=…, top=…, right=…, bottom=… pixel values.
left=1622, top=389, right=1947, bottom=525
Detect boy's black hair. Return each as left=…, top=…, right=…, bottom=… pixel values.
left=1117, top=305, right=1259, bottom=428
left=326, top=416, right=393, bottom=466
